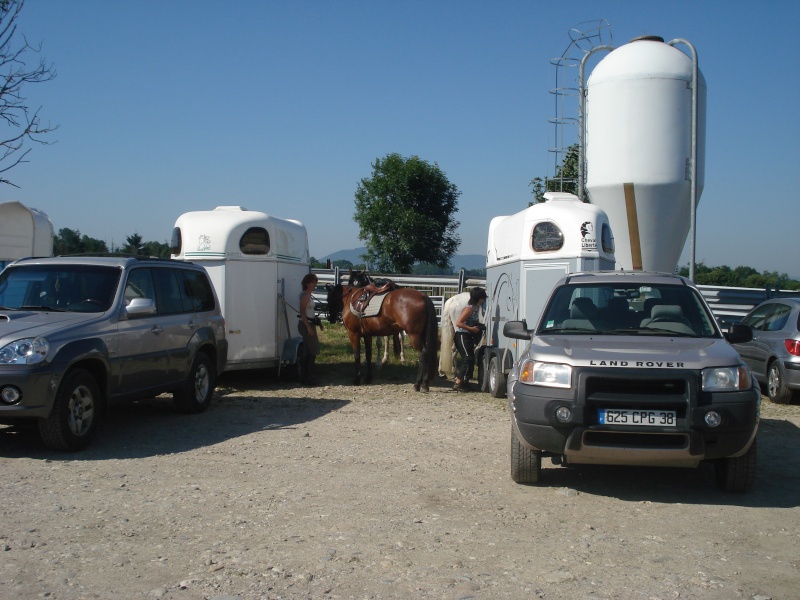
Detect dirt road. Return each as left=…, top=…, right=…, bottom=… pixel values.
left=1, top=369, right=798, bottom=600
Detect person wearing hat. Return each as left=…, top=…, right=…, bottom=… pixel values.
left=453, top=287, right=487, bottom=392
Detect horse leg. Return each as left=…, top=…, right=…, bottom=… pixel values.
left=363, top=335, right=373, bottom=384
left=348, top=331, right=362, bottom=385
left=381, top=336, right=390, bottom=366
left=407, top=332, right=427, bottom=393
left=374, top=336, right=383, bottom=369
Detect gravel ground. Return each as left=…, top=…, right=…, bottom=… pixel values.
left=1, top=365, right=798, bottom=600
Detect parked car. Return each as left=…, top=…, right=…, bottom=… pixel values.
left=731, top=298, right=800, bottom=404
left=503, top=271, right=760, bottom=492
left=0, top=256, right=227, bottom=451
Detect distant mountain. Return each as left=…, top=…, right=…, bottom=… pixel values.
left=320, top=247, right=485, bottom=273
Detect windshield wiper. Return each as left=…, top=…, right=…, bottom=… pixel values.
left=19, top=304, right=68, bottom=312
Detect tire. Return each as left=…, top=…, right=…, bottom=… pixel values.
left=39, top=369, right=102, bottom=452
left=767, top=360, right=794, bottom=404
left=476, top=348, right=488, bottom=392
left=488, top=355, right=506, bottom=398
left=173, top=352, right=215, bottom=414
left=511, top=425, right=541, bottom=484
left=715, top=438, right=757, bottom=492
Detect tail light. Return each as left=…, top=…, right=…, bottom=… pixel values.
left=785, top=339, right=800, bottom=357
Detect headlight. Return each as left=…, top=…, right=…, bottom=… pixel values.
left=0, top=337, right=50, bottom=365
left=519, top=360, right=572, bottom=388
left=702, top=363, right=752, bottom=392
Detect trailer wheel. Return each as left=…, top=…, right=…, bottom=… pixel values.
left=488, top=355, right=506, bottom=398
left=476, top=347, right=488, bottom=392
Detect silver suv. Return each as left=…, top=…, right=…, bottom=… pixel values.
left=504, top=271, right=760, bottom=492
left=0, top=256, right=227, bottom=451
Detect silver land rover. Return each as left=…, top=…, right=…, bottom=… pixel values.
left=503, top=271, right=760, bottom=492
left=0, top=256, right=227, bottom=451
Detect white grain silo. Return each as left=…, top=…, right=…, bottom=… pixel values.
left=584, top=36, right=706, bottom=273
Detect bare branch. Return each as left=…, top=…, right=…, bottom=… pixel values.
left=0, top=0, right=58, bottom=187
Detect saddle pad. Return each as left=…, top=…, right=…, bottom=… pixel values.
left=353, top=292, right=387, bottom=318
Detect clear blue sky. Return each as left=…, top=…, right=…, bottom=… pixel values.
left=5, top=1, right=799, bottom=276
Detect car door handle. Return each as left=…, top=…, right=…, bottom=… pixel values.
left=187, top=319, right=197, bottom=329
left=151, top=325, right=164, bottom=335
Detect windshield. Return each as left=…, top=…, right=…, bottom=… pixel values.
left=0, top=264, right=121, bottom=313
left=538, top=282, right=719, bottom=338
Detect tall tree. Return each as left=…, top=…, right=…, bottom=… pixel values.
left=354, top=153, right=460, bottom=273
left=0, top=0, right=58, bottom=187
left=123, top=233, right=144, bottom=255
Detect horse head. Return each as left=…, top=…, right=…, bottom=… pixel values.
left=348, top=268, right=371, bottom=288
left=325, top=283, right=345, bottom=323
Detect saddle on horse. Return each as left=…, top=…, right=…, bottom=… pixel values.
left=351, top=281, right=397, bottom=317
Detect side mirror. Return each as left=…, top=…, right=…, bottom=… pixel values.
left=503, top=319, right=531, bottom=340
left=125, top=297, right=156, bottom=317
left=724, top=323, right=753, bottom=344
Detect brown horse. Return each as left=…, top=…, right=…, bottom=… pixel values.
left=326, top=283, right=438, bottom=391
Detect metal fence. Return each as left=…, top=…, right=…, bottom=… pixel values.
left=312, top=268, right=800, bottom=326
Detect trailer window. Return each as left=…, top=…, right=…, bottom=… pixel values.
left=170, top=227, right=182, bottom=256
left=240, top=227, right=270, bottom=255
left=531, top=222, right=564, bottom=252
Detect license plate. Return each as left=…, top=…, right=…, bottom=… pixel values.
left=598, top=408, right=676, bottom=427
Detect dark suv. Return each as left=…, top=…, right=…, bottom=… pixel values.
left=0, top=256, right=227, bottom=451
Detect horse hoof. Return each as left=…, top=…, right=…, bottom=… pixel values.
left=420, top=384, right=429, bottom=393
left=413, top=383, right=421, bottom=392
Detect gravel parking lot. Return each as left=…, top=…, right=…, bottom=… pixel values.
left=1, top=367, right=798, bottom=600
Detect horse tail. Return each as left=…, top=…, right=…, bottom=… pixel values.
left=438, top=296, right=455, bottom=377
left=424, top=294, right=438, bottom=382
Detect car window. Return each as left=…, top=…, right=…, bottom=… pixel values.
left=764, top=303, right=791, bottom=332
left=179, top=269, right=216, bottom=312
left=0, top=265, right=120, bottom=312
left=152, top=268, right=185, bottom=315
left=125, top=269, right=155, bottom=306
left=741, top=304, right=772, bottom=331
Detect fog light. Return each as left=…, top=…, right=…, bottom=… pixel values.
left=555, top=406, right=572, bottom=423
left=704, top=411, right=722, bottom=427
left=1, top=386, right=22, bottom=405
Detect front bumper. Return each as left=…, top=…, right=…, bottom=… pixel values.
left=508, top=367, right=760, bottom=467
left=0, top=364, right=59, bottom=421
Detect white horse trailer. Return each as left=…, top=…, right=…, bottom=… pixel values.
left=171, top=206, right=310, bottom=372
left=0, top=201, right=54, bottom=270
left=481, top=192, right=616, bottom=397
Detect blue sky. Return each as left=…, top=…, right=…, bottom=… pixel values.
left=5, top=1, right=799, bottom=276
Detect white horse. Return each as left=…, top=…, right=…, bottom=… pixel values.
left=375, top=332, right=406, bottom=368
left=438, top=291, right=485, bottom=379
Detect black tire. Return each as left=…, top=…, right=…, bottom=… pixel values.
left=173, top=352, right=215, bottom=414
left=476, top=348, right=488, bottom=392
left=767, top=360, right=794, bottom=404
left=488, top=355, right=506, bottom=398
left=715, top=438, right=757, bottom=492
left=39, top=369, right=102, bottom=452
left=511, top=425, right=541, bottom=484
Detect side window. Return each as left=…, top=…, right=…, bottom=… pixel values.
left=124, top=269, right=155, bottom=307
left=152, top=268, right=185, bottom=315
left=742, top=304, right=772, bottom=331
left=764, top=303, right=791, bottom=332
left=240, top=227, right=270, bottom=255
left=179, top=269, right=216, bottom=312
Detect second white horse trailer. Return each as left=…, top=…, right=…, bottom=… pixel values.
left=171, top=206, right=310, bottom=373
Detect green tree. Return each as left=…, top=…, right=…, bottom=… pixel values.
left=123, top=233, right=144, bottom=255
left=354, top=153, right=460, bottom=274
left=0, top=0, right=58, bottom=187
left=53, top=228, right=107, bottom=255
left=678, top=262, right=800, bottom=290
left=142, top=241, right=170, bottom=258
left=529, top=144, right=585, bottom=204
